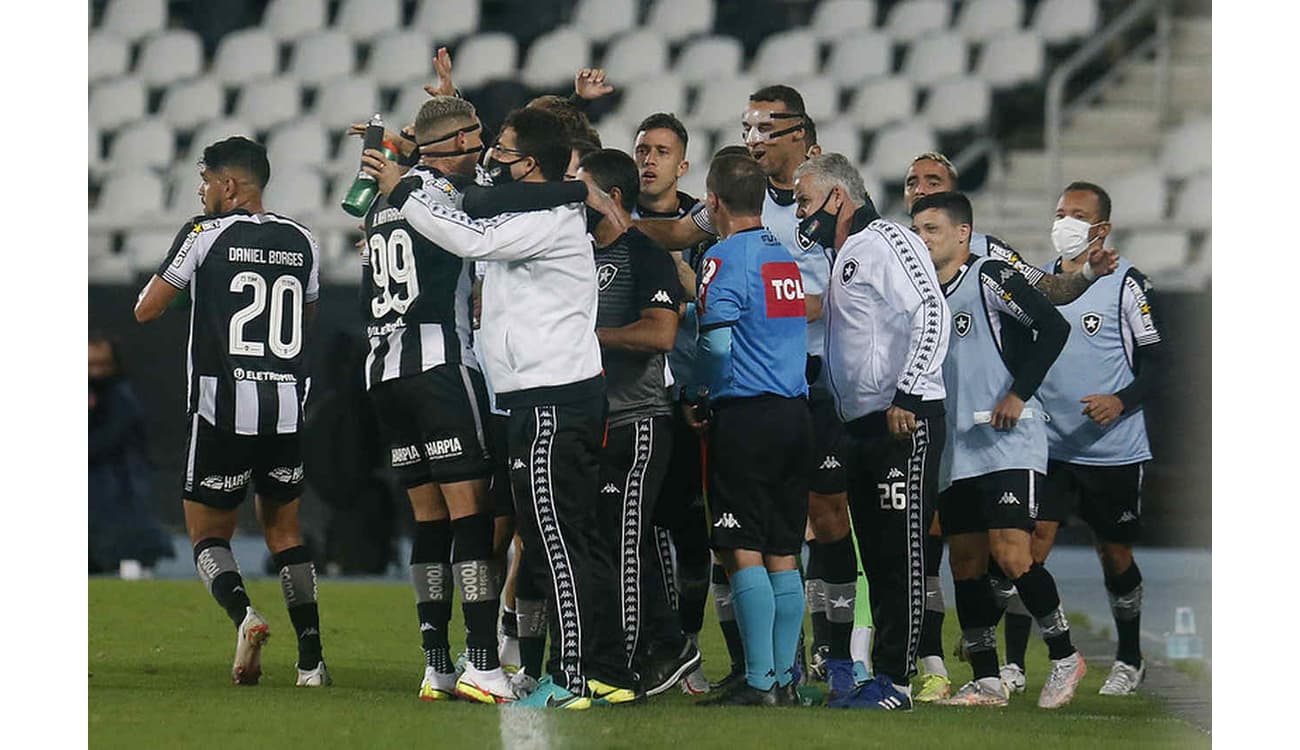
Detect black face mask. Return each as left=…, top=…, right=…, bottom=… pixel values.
left=486, top=156, right=534, bottom=185
left=796, top=192, right=840, bottom=251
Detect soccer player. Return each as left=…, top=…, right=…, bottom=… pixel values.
left=899, top=151, right=1119, bottom=701
left=362, top=106, right=639, bottom=710
left=360, top=96, right=518, bottom=704
left=635, top=87, right=856, bottom=699
left=576, top=148, right=701, bottom=696
left=133, top=136, right=328, bottom=687
left=691, top=154, right=812, bottom=708
left=630, top=113, right=715, bottom=694
left=1022, top=181, right=1163, bottom=697
left=796, top=153, right=948, bottom=711
left=908, top=191, right=1085, bottom=709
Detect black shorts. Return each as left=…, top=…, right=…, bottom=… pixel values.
left=1041, top=460, right=1144, bottom=543
left=488, top=413, right=514, bottom=517
left=938, top=469, right=1042, bottom=536
left=808, top=396, right=848, bottom=495
left=182, top=415, right=304, bottom=510
left=368, top=364, right=494, bottom=488
left=707, top=396, right=812, bottom=556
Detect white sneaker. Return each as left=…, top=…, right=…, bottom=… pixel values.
left=999, top=663, right=1026, bottom=694
left=455, top=664, right=519, bottom=704
left=509, top=668, right=540, bottom=698
left=937, top=677, right=1009, bottom=707
left=419, top=665, right=459, bottom=702
left=499, top=635, right=521, bottom=673
left=1098, top=660, right=1144, bottom=696
left=1038, top=651, right=1087, bottom=709
left=679, top=663, right=710, bottom=695
left=296, top=661, right=332, bottom=687
left=232, top=607, right=271, bottom=685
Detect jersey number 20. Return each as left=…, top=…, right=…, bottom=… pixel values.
left=369, top=228, right=420, bottom=318
left=229, top=271, right=304, bottom=359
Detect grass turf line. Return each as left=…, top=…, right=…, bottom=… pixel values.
left=89, top=579, right=1209, bottom=749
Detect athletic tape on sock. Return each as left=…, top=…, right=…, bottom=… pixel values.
left=279, top=562, right=318, bottom=608
left=823, top=582, right=856, bottom=623
left=1108, top=583, right=1143, bottom=622
left=411, top=562, right=452, bottom=603
left=453, top=560, right=499, bottom=603
left=516, top=598, right=548, bottom=638
left=713, top=582, right=736, bottom=622
left=1037, top=606, right=1071, bottom=638
left=195, top=544, right=240, bottom=593
left=804, top=578, right=827, bottom=614
left=924, top=575, right=946, bottom=613
left=963, top=625, right=998, bottom=653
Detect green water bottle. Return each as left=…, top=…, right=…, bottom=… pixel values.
left=341, top=114, right=396, bottom=217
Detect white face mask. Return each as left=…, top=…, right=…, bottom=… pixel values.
left=1051, top=216, right=1103, bottom=260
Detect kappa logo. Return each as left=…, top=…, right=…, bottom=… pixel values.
left=1118, top=511, right=1138, bottom=523
left=650, top=289, right=672, bottom=304
left=602, top=483, right=620, bottom=494
left=953, top=311, right=973, bottom=337
left=819, top=455, right=842, bottom=471
left=1000, top=267, right=1016, bottom=283
left=597, top=263, right=619, bottom=291
left=199, top=469, right=252, bottom=492
left=998, top=492, right=1020, bottom=506
left=511, top=458, right=526, bottom=470
left=887, top=468, right=904, bottom=480
left=713, top=513, right=742, bottom=529
left=1081, top=312, right=1102, bottom=336
left=267, top=464, right=304, bottom=484
left=841, top=258, right=859, bottom=285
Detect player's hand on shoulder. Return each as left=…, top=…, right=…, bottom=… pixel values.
left=990, top=392, right=1025, bottom=431
left=886, top=405, right=917, bottom=440
left=1087, top=246, right=1119, bottom=279
left=574, top=68, right=614, bottom=100
left=1080, top=393, right=1123, bottom=426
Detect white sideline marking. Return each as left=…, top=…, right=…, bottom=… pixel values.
left=499, top=706, right=553, bottom=750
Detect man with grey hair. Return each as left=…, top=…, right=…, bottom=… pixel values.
left=792, top=152, right=951, bottom=711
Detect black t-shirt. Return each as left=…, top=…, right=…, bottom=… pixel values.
left=594, top=227, right=684, bottom=426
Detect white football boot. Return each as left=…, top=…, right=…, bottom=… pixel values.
left=232, top=607, right=271, bottom=686
left=999, top=663, right=1027, bottom=694
left=1038, top=651, right=1087, bottom=709
left=296, top=661, right=332, bottom=687
left=1098, top=660, right=1144, bottom=696
left=456, top=664, right=519, bottom=704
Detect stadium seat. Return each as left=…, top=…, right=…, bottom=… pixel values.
left=603, top=30, right=670, bottom=85
left=1033, top=0, right=1099, bottom=45
left=167, top=160, right=205, bottom=207
left=89, top=32, right=130, bottom=83
left=262, top=0, right=328, bottom=42
left=389, top=85, right=436, bottom=130
left=1107, top=166, right=1169, bottom=226
left=809, top=0, right=877, bottom=41
left=854, top=162, right=887, bottom=206
left=123, top=229, right=177, bottom=272
left=93, top=170, right=166, bottom=222
left=682, top=128, right=714, bottom=174
left=450, top=33, right=519, bottom=90
left=158, top=76, right=224, bottom=130
left=267, top=119, right=332, bottom=171
left=674, top=36, right=744, bottom=87
left=521, top=27, right=591, bottom=90
left=89, top=125, right=104, bottom=175
left=814, top=119, right=862, bottom=163
left=574, top=0, right=638, bottom=44
left=1122, top=229, right=1190, bottom=279
left=594, top=117, right=636, bottom=152
left=824, top=31, right=893, bottom=89
left=368, top=30, right=434, bottom=84
left=679, top=170, right=707, bottom=203
left=788, top=77, right=838, bottom=122
left=185, top=118, right=257, bottom=165
left=108, top=118, right=175, bottom=172
left=921, top=77, right=992, bottom=132
left=212, top=29, right=279, bottom=86
left=264, top=169, right=325, bottom=218
left=90, top=77, right=148, bottom=131
left=902, top=33, right=968, bottom=88
left=688, top=76, right=758, bottom=131
left=846, top=77, right=916, bottom=130
left=976, top=31, right=1045, bottom=89
left=1160, top=117, right=1211, bottom=179
left=89, top=251, right=137, bottom=283
left=235, top=78, right=303, bottom=130
left=320, top=230, right=362, bottom=283
left=749, top=30, right=819, bottom=83
left=645, top=0, right=715, bottom=45
left=1172, top=172, right=1211, bottom=230
left=289, top=31, right=356, bottom=86
left=615, top=78, right=687, bottom=125
left=411, top=0, right=480, bottom=43
left=334, top=0, right=402, bottom=42
left=956, top=0, right=1024, bottom=42
left=884, top=0, right=951, bottom=43
left=867, top=120, right=938, bottom=179
left=313, top=77, right=380, bottom=130
left=101, top=0, right=166, bottom=42
left=88, top=231, right=113, bottom=261
left=136, top=30, right=204, bottom=87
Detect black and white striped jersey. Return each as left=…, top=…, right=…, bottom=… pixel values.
left=157, top=210, right=320, bottom=435
left=361, top=165, right=477, bottom=390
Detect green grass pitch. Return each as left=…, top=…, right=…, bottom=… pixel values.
left=89, top=579, right=1209, bottom=749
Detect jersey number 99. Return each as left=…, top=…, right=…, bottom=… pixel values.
left=369, top=228, right=420, bottom=318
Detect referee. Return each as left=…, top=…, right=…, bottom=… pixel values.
left=794, top=153, right=950, bottom=711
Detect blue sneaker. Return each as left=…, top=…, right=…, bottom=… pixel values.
left=825, top=658, right=858, bottom=707
left=511, top=675, right=592, bottom=710
left=844, top=674, right=913, bottom=711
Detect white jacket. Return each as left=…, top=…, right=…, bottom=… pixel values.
left=824, top=206, right=950, bottom=424
left=396, top=186, right=603, bottom=408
